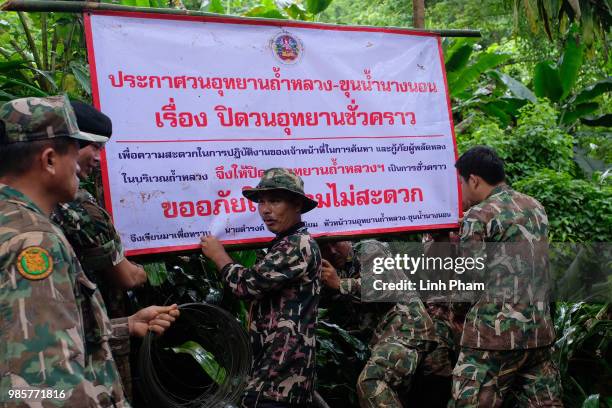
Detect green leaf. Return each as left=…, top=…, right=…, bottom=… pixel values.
left=69, top=62, right=91, bottom=95
left=230, top=250, right=257, bottom=267
left=143, top=261, right=168, bottom=286
left=119, top=0, right=149, bottom=6
left=559, top=24, right=584, bottom=101
left=533, top=61, right=563, bottom=102
left=488, top=70, right=537, bottom=103
left=244, top=6, right=287, bottom=19
left=208, top=0, right=224, bottom=14
left=573, top=78, right=612, bottom=104
left=168, top=341, right=227, bottom=384
left=581, top=394, right=600, bottom=408
left=305, top=0, right=333, bottom=15
left=0, top=89, right=15, bottom=101
left=444, top=43, right=472, bottom=74
left=0, top=60, right=27, bottom=73
left=479, top=102, right=511, bottom=128
left=0, top=75, right=48, bottom=96
left=450, top=53, right=510, bottom=97
left=561, top=102, right=599, bottom=125
left=479, top=97, right=527, bottom=126
left=580, top=113, right=612, bottom=127
left=285, top=4, right=309, bottom=20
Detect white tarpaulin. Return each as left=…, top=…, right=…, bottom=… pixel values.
left=85, top=11, right=461, bottom=255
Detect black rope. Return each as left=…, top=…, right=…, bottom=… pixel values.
left=138, top=303, right=252, bottom=407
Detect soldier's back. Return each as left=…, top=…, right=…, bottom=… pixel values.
left=459, top=185, right=555, bottom=350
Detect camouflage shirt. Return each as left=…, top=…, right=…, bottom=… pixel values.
left=0, top=184, right=128, bottom=407
left=221, top=222, right=321, bottom=405
left=323, top=240, right=399, bottom=341
left=339, top=241, right=439, bottom=349
left=52, top=188, right=124, bottom=277
left=52, top=188, right=128, bottom=320
left=459, top=184, right=555, bottom=350
left=369, top=299, right=438, bottom=350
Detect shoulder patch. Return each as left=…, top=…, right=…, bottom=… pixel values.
left=16, top=246, right=54, bottom=280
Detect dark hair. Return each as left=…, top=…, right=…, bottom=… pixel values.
left=455, top=145, right=505, bottom=185
left=0, top=135, right=76, bottom=177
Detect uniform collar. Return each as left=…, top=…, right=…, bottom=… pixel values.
left=0, top=184, right=46, bottom=216
left=485, top=183, right=510, bottom=200
left=270, top=221, right=306, bottom=245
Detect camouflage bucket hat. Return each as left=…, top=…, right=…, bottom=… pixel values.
left=0, top=95, right=109, bottom=145
left=242, top=168, right=319, bottom=213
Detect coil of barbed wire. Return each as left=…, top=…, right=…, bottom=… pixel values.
left=138, top=302, right=252, bottom=407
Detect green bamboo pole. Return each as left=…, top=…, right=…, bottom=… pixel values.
left=1, top=0, right=482, bottom=37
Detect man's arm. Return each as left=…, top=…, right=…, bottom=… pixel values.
left=321, top=259, right=361, bottom=297
left=202, top=235, right=312, bottom=300
left=107, top=258, right=147, bottom=289
left=78, top=197, right=147, bottom=289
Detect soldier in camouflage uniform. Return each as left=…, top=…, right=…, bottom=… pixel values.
left=357, top=299, right=439, bottom=408
left=319, top=239, right=394, bottom=341
left=201, top=168, right=321, bottom=408
left=450, top=146, right=562, bottom=407
left=0, top=96, right=178, bottom=407
left=51, top=101, right=146, bottom=402
left=323, top=240, right=452, bottom=408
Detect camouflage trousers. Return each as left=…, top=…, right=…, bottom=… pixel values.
left=450, top=347, right=563, bottom=408
left=422, top=319, right=456, bottom=378
left=357, top=339, right=441, bottom=408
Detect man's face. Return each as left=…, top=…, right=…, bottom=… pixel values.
left=51, top=141, right=81, bottom=202
left=257, top=191, right=302, bottom=234
left=77, top=143, right=102, bottom=179
left=320, top=241, right=352, bottom=269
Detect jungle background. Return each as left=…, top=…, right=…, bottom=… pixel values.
left=0, top=0, right=610, bottom=407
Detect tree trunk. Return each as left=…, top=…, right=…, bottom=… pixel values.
left=412, top=0, right=425, bottom=28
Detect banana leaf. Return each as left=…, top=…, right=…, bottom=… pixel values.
left=534, top=61, right=563, bottom=102
left=167, top=340, right=227, bottom=384
left=559, top=24, right=584, bottom=101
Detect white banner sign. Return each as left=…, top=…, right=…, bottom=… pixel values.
left=85, top=12, right=461, bottom=255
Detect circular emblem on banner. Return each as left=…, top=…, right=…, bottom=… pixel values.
left=270, top=32, right=303, bottom=65
left=16, top=246, right=54, bottom=280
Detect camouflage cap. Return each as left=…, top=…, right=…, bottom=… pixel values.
left=0, top=95, right=109, bottom=145
left=242, top=168, right=318, bottom=213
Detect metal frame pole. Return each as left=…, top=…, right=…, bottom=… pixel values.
left=1, top=0, right=482, bottom=37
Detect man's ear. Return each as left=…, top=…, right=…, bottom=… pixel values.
left=40, top=147, right=58, bottom=175
left=469, top=174, right=480, bottom=189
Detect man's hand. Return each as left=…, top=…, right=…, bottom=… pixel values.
left=321, top=259, right=341, bottom=290
left=128, top=304, right=180, bottom=338
left=200, top=235, right=233, bottom=270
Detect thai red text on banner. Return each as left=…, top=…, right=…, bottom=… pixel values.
left=85, top=11, right=461, bottom=255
